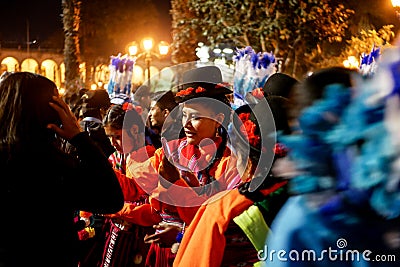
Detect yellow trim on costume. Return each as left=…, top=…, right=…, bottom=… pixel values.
left=233, top=205, right=270, bottom=251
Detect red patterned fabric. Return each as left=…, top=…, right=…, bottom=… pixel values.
left=100, top=219, right=153, bottom=267
left=145, top=243, right=176, bottom=267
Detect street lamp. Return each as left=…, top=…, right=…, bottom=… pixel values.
left=343, top=56, right=359, bottom=69
left=128, top=38, right=169, bottom=88
left=392, top=0, right=400, bottom=19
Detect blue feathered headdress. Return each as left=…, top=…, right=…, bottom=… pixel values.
left=359, top=45, right=381, bottom=77
left=232, top=46, right=276, bottom=108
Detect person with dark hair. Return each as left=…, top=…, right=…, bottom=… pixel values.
left=78, top=103, right=159, bottom=267
left=69, top=87, right=89, bottom=119
left=78, top=89, right=115, bottom=157
left=173, top=73, right=298, bottom=267
left=80, top=89, right=112, bottom=117
left=74, top=89, right=118, bottom=266
left=0, top=72, right=124, bottom=267
left=114, top=65, right=242, bottom=267
left=63, top=89, right=115, bottom=159
left=103, top=103, right=157, bottom=173
left=148, top=90, right=182, bottom=147
left=261, top=72, right=299, bottom=135
left=289, top=66, right=358, bottom=123
left=133, top=84, right=152, bottom=120
left=262, top=72, right=299, bottom=99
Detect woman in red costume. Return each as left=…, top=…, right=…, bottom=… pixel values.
left=173, top=74, right=298, bottom=267
left=116, top=66, right=243, bottom=267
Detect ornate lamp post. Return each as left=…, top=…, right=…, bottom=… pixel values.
left=128, top=38, right=169, bottom=88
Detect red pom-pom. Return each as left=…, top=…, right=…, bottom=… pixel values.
left=251, top=87, right=264, bottom=99
left=195, top=86, right=206, bottom=93
left=273, top=143, right=288, bottom=157
left=238, top=112, right=260, bottom=148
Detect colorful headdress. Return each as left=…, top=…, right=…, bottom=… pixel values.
left=359, top=45, right=381, bottom=77
left=107, top=53, right=136, bottom=96
left=232, top=46, right=276, bottom=108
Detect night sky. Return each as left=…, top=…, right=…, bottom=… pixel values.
left=0, top=1, right=398, bottom=49
left=0, top=0, right=62, bottom=44
left=0, top=0, right=172, bottom=48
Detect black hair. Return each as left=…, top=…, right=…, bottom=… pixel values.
left=69, top=88, right=89, bottom=119
left=103, top=104, right=145, bottom=133
left=103, top=104, right=125, bottom=130
left=197, top=125, right=229, bottom=186
left=152, top=90, right=178, bottom=112
left=0, top=72, right=61, bottom=157
left=289, top=67, right=358, bottom=120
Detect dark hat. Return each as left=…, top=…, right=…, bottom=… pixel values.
left=152, top=90, right=177, bottom=111
left=262, top=73, right=299, bottom=99
left=183, top=65, right=222, bottom=84
left=82, top=89, right=111, bottom=110
left=174, top=66, right=232, bottom=103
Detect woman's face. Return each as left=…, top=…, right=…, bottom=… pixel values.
left=105, top=124, right=144, bottom=153
left=181, top=102, right=224, bottom=145
left=105, top=126, right=123, bottom=153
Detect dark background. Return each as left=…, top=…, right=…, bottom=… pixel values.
left=0, top=0, right=172, bottom=49
left=0, top=0, right=398, bottom=50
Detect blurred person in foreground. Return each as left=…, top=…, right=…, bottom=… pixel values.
left=0, top=72, right=124, bottom=267
left=263, top=63, right=400, bottom=267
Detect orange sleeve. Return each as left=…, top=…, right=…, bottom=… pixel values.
left=125, top=147, right=164, bottom=195
left=175, top=204, right=201, bottom=226
left=173, top=190, right=253, bottom=267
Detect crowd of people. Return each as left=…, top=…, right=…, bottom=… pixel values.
left=1, top=42, right=400, bottom=267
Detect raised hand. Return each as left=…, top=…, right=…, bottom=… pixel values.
left=144, top=222, right=182, bottom=247
left=47, top=95, right=82, bottom=140
left=159, top=155, right=181, bottom=186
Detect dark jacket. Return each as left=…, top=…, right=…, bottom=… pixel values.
left=0, top=132, right=124, bottom=267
